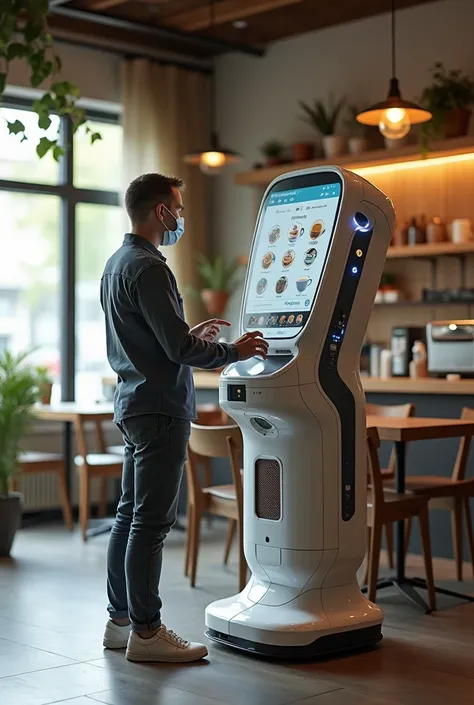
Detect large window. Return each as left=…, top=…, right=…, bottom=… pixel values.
left=0, top=101, right=122, bottom=403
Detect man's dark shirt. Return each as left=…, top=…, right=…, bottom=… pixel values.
left=100, top=233, right=238, bottom=422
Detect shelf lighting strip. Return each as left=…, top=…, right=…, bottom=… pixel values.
left=353, top=150, right=474, bottom=177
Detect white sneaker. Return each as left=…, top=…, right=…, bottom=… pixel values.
left=126, top=625, right=208, bottom=663
left=103, top=619, right=132, bottom=649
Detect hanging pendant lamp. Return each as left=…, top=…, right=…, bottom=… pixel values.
left=183, top=0, right=241, bottom=175
left=357, top=0, right=431, bottom=140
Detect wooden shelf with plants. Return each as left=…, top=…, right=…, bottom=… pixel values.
left=234, top=135, right=474, bottom=187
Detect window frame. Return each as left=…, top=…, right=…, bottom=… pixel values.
left=0, top=95, right=121, bottom=402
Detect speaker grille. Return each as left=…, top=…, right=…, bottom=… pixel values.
left=255, top=458, right=281, bottom=520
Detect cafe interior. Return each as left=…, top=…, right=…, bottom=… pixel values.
left=1, top=0, right=474, bottom=702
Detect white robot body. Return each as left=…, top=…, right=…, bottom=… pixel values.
left=205, top=167, right=394, bottom=657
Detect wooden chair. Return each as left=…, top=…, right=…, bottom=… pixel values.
left=184, top=422, right=246, bottom=590
left=365, top=427, right=436, bottom=610
left=10, top=452, right=73, bottom=530
left=73, top=413, right=123, bottom=541
left=366, top=402, right=415, bottom=569
left=396, top=406, right=474, bottom=581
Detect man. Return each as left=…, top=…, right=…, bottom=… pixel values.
left=100, top=173, right=268, bottom=663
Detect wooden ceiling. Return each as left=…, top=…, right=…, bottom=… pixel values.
left=49, top=0, right=436, bottom=58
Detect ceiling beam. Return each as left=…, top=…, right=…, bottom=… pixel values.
left=167, top=0, right=304, bottom=32
left=85, top=0, right=173, bottom=12
left=48, top=6, right=265, bottom=56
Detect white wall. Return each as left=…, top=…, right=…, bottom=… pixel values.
left=6, top=42, right=121, bottom=106
left=214, top=0, right=474, bottom=333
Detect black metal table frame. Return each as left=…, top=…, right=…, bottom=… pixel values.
left=362, top=440, right=474, bottom=613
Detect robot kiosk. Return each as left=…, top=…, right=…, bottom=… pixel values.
left=205, top=166, right=395, bottom=658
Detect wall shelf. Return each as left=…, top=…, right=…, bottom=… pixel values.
left=234, top=135, right=474, bottom=187
left=374, top=300, right=474, bottom=307
left=387, top=241, right=474, bottom=259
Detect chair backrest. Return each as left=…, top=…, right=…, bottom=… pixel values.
left=367, top=427, right=384, bottom=506
left=366, top=402, right=414, bottom=474
left=452, top=407, right=474, bottom=481
left=195, top=404, right=230, bottom=426
left=186, top=424, right=243, bottom=510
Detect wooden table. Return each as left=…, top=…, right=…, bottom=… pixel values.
left=35, top=403, right=116, bottom=538
left=366, top=415, right=474, bottom=612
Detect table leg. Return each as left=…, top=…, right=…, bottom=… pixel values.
left=63, top=421, right=73, bottom=496
left=394, top=441, right=406, bottom=582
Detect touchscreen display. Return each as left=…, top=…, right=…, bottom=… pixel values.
left=243, top=181, right=342, bottom=339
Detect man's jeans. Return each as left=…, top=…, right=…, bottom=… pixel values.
left=107, top=414, right=190, bottom=633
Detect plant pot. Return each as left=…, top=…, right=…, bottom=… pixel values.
left=443, top=107, right=471, bottom=138
left=383, top=286, right=402, bottom=304
left=0, top=493, right=22, bottom=556
left=40, top=382, right=52, bottom=405
left=201, top=290, right=230, bottom=317
left=291, top=142, right=315, bottom=162
left=322, top=135, right=346, bottom=159
left=348, top=137, right=369, bottom=155
left=265, top=157, right=283, bottom=167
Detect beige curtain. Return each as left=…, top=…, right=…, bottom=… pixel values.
left=121, top=58, right=210, bottom=326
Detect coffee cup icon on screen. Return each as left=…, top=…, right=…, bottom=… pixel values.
left=296, top=276, right=312, bottom=292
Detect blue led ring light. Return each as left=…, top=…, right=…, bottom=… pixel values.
left=352, top=212, right=371, bottom=232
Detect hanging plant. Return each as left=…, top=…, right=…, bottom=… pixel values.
left=0, top=0, right=101, bottom=159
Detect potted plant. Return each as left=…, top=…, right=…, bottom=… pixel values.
left=196, top=254, right=242, bottom=317
left=380, top=273, right=402, bottom=304
left=291, top=141, right=315, bottom=163
left=420, top=63, right=474, bottom=148
left=35, top=366, right=53, bottom=405
left=299, top=95, right=346, bottom=159
left=345, top=105, right=371, bottom=155
left=260, top=140, right=285, bottom=166
left=0, top=351, right=41, bottom=556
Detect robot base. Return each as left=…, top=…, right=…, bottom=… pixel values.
left=206, top=624, right=382, bottom=660
left=205, top=581, right=383, bottom=661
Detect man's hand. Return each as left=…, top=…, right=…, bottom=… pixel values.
left=190, top=318, right=231, bottom=342
left=234, top=331, right=269, bottom=360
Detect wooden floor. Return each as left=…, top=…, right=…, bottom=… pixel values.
left=0, top=523, right=474, bottom=705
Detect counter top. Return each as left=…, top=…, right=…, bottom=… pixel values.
left=194, top=372, right=474, bottom=395
left=104, top=372, right=474, bottom=395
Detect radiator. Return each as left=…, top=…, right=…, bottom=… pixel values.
left=17, top=473, right=113, bottom=512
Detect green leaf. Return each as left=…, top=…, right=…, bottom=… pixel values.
left=6, top=43, right=27, bottom=61
left=7, top=119, right=25, bottom=135
left=53, top=145, right=64, bottom=161
left=24, top=21, right=44, bottom=43
left=90, top=132, right=102, bottom=145
left=0, top=72, right=5, bottom=96
left=38, top=114, right=51, bottom=130
left=51, top=80, right=80, bottom=98
left=31, top=72, right=44, bottom=88
left=36, top=137, right=55, bottom=158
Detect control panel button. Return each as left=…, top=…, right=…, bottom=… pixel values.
left=227, top=384, right=246, bottom=402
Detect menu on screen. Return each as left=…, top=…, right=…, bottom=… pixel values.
left=244, top=182, right=342, bottom=339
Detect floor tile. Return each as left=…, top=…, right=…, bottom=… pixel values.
left=0, top=637, right=74, bottom=678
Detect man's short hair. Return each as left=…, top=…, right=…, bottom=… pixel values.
left=124, top=173, right=184, bottom=224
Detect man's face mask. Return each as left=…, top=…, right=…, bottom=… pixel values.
left=160, top=205, right=185, bottom=246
